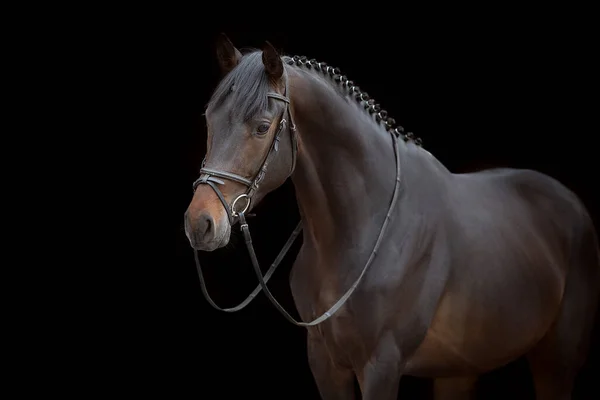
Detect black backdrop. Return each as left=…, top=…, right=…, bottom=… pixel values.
left=169, top=25, right=598, bottom=399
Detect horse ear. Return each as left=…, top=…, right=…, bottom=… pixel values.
left=215, top=33, right=242, bottom=75
left=262, top=41, right=283, bottom=80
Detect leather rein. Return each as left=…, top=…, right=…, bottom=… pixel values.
left=192, top=68, right=402, bottom=327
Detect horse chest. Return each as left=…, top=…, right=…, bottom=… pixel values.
left=309, top=288, right=360, bottom=341
left=324, top=309, right=358, bottom=340
left=290, top=273, right=364, bottom=357
left=312, top=306, right=365, bottom=365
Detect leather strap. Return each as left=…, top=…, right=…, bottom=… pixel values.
left=235, top=133, right=402, bottom=327
left=197, top=168, right=253, bottom=187
left=194, top=221, right=303, bottom=312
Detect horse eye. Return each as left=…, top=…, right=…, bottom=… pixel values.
left=256, top=123, right=271, bottom=135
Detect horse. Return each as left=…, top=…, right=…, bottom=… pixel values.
left=184, top=34, right=600, bottom=399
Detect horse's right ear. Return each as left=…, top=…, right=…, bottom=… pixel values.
left=215, top=33, right=242, bottom=76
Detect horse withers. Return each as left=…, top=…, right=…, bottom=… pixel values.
left=184, top=34, right=600, bottom=399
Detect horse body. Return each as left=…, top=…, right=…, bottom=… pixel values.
left=405, top=169, right=576, bottom=376
left=185, top=37, right=600, bottom=399
left=287, top=66, right=599, bottom=397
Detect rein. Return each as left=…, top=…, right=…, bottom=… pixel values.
left=192, top=66, right=402, bottom=327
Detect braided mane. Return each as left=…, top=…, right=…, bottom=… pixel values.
left=283, top=55, right=423, bottom=147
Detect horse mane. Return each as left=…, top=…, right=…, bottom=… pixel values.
left=208, top=49, right=423, bottom=146
left=281, top=55, right=422, bottom=147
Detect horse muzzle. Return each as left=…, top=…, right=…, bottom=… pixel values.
left=184, top=208, right=231, bottom=251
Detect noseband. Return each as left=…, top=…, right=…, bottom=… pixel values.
left=192, top=71, right=298, bottom=223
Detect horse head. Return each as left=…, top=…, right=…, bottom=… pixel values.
left=184, top=34, right=298, bottom=251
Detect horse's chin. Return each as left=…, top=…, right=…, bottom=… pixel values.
left=189, top=224, right=231, bottom=252
left=191, top=241, right=218, bottom=252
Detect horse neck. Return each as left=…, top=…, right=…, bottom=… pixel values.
left=287, top=67, right=405, bottom=254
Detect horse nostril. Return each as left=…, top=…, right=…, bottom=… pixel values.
left=203, top=217, right=212, bottom=236
left=197, top=213, right=214, bottom=241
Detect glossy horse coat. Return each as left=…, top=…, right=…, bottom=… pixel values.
left=184, top=35, right=600, bottom=399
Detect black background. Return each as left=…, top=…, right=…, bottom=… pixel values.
left=166, top=20, right=598, bottom=399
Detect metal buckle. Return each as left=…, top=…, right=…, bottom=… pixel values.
left=231, top=193, right=251, bottom=217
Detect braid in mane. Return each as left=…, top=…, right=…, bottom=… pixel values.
left=283, top=55, right=423, bottom=147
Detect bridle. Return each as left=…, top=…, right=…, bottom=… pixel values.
left=192, top=68, right=302, bottom=312
left=191, top=65, right=403, bottom=327
left=192, top=70, right=298, bottom=224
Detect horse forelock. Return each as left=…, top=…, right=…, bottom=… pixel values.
left=207, top=50, right=271, bottom=123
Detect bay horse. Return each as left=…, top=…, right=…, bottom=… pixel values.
left=184, top=34, right=600, bottom=399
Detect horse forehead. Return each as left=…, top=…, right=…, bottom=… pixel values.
left=207, top=117, right=248, bottom=152
left=206, top=113, right=239, bottom=144
left=206, top=102, right=231, bottom=124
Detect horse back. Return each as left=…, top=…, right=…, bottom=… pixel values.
left=451, top=167, right=589, bottom=269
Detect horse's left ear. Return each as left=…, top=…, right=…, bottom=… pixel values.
left=262, top=41, right=283, bottom=80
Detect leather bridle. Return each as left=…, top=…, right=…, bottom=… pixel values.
left=192, top=69, right=303, bottom=313
left=192, top=71, right=298, bottom=224
left=191, top=66, right=403, bottom=327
